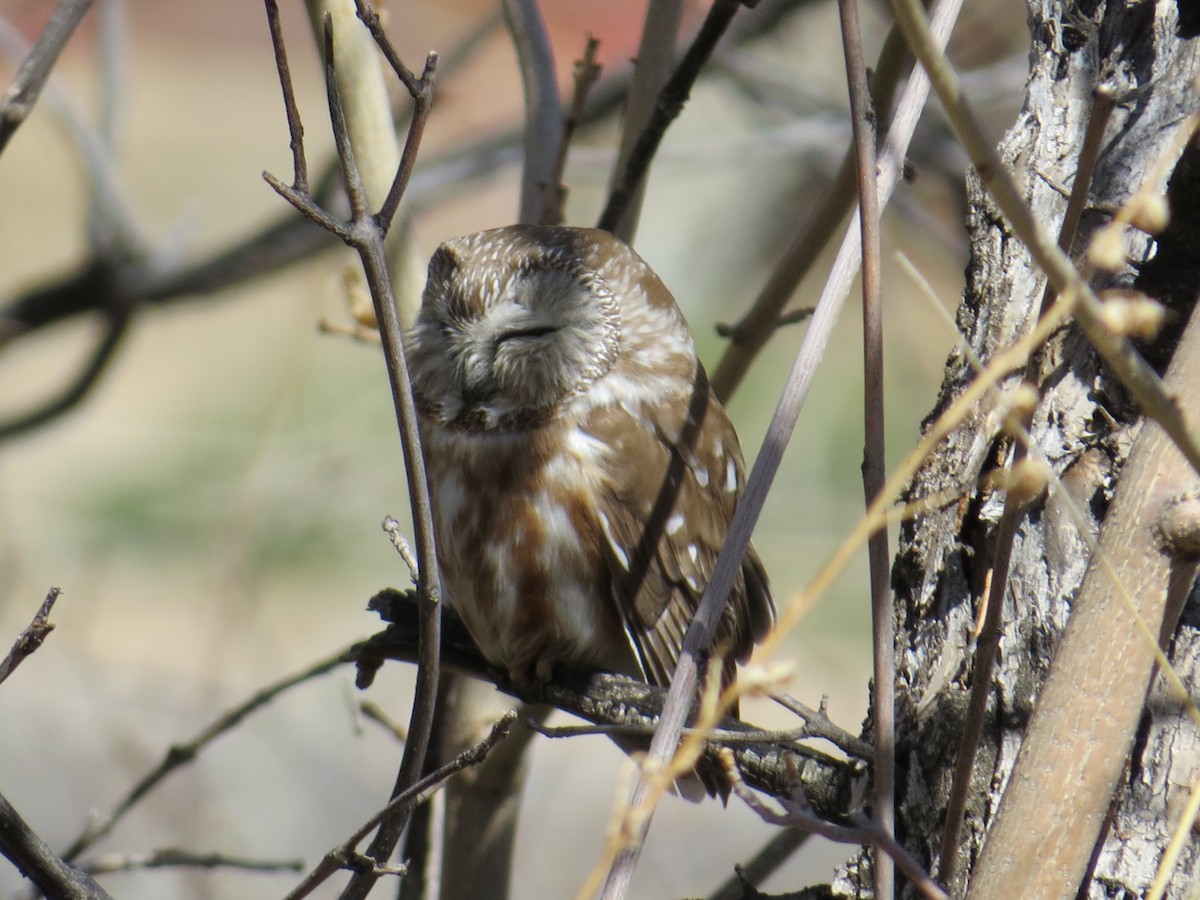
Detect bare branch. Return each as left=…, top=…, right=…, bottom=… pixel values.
left=500, top=0, right=563, bottom=225
left=0, top=13, right=144, bottom=253
left=596, top=0, right=744, bottom=234
left=60, top=647, right=354, bottom=863
left=0, top=0, right=94, bottom=154
left=0, top=790, right=113, bottom=900
left=79, top=848, right=303, bottom=877
left=260, top=7, right=444, bottom=896
left=264, top=0, right=308, bottom=190
left=352, top=1, right=438, bottom=232
left=360, top=700, right=409, bottom=744
left=603, top=0, right=683, bottom=241
left=836, top=0, right=892, bottom=895
left=307, top=0, right=400, bottom=211
left=284, top=712, right=517, bottom=900
left=539, top=34, right=601, bottom=226
left=84, top=0, right=127, bottom=257
left=353, top=590, right=860, bottom=810
left=710, top=18, right=912, bottom=402
left=706, top=828, right=810, bottom=900
left=720, top=752, right=950, bottom=900
left=0, top=587, right=60, bottom=687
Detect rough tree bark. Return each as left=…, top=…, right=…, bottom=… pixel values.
left=834, top=0, right=1200, bottom=897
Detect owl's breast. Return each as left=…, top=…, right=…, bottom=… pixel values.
left=420, top=421, right=635, bottom=683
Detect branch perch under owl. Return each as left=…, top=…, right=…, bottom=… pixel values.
left=353, top=588, right=864, bottom=817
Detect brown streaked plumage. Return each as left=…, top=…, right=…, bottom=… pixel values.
left=407, top=226, right=775, bottom=786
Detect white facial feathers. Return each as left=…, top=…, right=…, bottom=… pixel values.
left=407, top=229, right=628, bottom=428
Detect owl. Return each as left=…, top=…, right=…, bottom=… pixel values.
left=406, top=225, right=775, bottom=720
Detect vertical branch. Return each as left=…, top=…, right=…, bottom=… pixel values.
left=836, top=1, right=892, bottom=898
left=85, top=0, right=126, bottom=256
left=305, top=0, right=399, bottom=206
left=261, top=5, right=443, bottom=898
left=604, top=0, right=683, bottom=241
left=539, top=35, right=601, bottom=225
left=500, top=0, right=563, bottom=225
left=0, top=0, right=95, bottom=153
left=264, top=0, right=308, bottom=191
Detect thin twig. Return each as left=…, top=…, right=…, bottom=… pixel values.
left=0, top=295, right=132, bottom=440
left=714, top=305, right=812, bottom=338
left=595, top=1, right=962, bottom=895
left=603, top=0, right=683, bottom=241
left=0, top=13, right=144, bottom=254
left=769, top=690, right=874, bottom=759
left=706, top=827, right=810, bottom=900
left=352, top=0, right=437, bottom=231
left=836, top=0, right=892, bottom=896
left=264, top=0, right=308, bottom=190
left=935, top=84, right=1116, bottom=888
left=60, top=646, right=355, bottom=862
left=361, top=700, right=409, bottom=744
left=0, top=0, right=95, bottom=153
left=0, top=587, right=60, bottom=686
left=283, top=712, right=517, bottom=900
left=596, top=0, right=744, bottom=234
left=531, top=719, right=865, bottom=749
left=383, top=516, right=421, bottom=586
left=79, top=848, right=304, bottom=876
left=500, top=0, right=563, bottom=225
left=0, top=789, right=114, bottom=900
left=540, top=34, right=601, bottom=225
left=719, top=751, right=950, bottom=900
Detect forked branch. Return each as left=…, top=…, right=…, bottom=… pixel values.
left=260, top=3, right=441, bottom=895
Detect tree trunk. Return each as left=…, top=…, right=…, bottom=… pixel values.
left=836, top=1, right=1200, bottom=896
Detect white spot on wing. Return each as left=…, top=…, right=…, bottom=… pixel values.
left=598, top=510, right=630, bottom=570
left=724, top=456, right=738, bottom=493
left=687, top=543, right=699, bottom=563
left=666, top=512, right=685, bottom=535
left=694, top=467, right=709, bottom=488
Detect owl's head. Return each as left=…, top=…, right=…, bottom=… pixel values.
left=407, top=226, right=623, bottom=430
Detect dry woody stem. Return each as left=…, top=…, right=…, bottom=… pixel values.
left=260, top=3, right=442, bottom=895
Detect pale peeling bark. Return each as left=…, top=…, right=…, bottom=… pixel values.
left=833, top=1, right=1200, bottom=896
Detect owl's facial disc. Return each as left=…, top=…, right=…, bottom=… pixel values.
left=409, top=255, right=620, bottom=429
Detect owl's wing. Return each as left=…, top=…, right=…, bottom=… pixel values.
left=584, top=368, right=774, bottom=690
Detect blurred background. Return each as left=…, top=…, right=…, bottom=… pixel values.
left=0, top=0, right=1027, bottom=896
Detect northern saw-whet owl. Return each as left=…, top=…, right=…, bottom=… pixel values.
left=406, top=225, right=775, bottom=733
